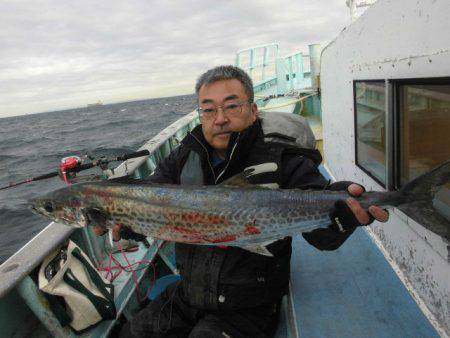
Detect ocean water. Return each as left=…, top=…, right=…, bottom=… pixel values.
left=0, top=94, right=197, bottom=264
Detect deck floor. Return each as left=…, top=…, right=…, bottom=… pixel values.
left=290, top=229, right=440, bottom=338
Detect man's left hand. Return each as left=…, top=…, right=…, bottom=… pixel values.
left=346, top=183, right=389, bottom=224
left=303, top=181, right=388, bottom=250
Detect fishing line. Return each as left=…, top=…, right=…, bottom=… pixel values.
left=156, top=280, right=180, bottom=333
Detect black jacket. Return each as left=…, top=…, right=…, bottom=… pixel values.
left=144, top=120, right=354, bottom=310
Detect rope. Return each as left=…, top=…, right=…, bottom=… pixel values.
left=98, top=242, right=156, bottom=303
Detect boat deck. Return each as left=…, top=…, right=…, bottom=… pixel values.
left=289, top=230, right=440, bottom=337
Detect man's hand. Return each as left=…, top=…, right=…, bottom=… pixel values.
left=303, top=181, right=388, bottom=250
left=329, top=181, right=389, bottom=233
left=92, top=223, right=123, bottom=241
left=346, top=183, right=389, bottom=224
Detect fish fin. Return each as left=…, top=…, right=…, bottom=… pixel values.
left=401, top=160, right=450, bottom=198
left=259, top=238, right=281, bottom=246
left=242, top=244, right=274, bottom=257
left=220, top=172, right=273, bottom=189
left=397, top=161, right=450, bottom=241
left=220, top=173, right=253, bottom=188
left=397, top=200, right=450, bottom=241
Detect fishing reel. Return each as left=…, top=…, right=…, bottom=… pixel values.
left=0, top=149, right=150, bottom=191
left=59, top=156, right=83, bottom=184
left=58, top=154, right=116, bottom=185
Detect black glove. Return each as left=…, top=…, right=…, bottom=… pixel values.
left=328, top=181, right=374, bottom=233
left=119, top=226, right=151, bottom=247
left=302, top=181, right=371, bottom=251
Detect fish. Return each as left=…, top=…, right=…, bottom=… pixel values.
left=31, top=161, right=450, bottom=256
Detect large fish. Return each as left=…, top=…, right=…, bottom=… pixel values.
left=31, top=161, right=450, bottom=256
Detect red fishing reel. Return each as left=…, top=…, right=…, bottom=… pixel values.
left=59, top=156, right=82, bottom=185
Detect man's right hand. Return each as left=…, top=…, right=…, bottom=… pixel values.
left=92, top=223, right=123, bottom=241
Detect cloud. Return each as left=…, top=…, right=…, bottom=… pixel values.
left=0, top=0, right=349, bottom=117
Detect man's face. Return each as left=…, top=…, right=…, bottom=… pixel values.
left=198, top=79, right=257, bottom=157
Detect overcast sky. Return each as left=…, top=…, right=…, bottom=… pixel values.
left=0, top=1, right=351, bottom=117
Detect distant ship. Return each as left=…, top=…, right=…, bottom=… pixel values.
left=87, top=100, right=103, bottom=107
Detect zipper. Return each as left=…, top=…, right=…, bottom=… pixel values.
left=190, top=132, right=217, bottom=182
left=215, top=134, right=240, bottom=184
left=190, top=132, right=241, bottom=184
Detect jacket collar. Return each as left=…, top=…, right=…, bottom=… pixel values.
left=182, top=120, right=263, bottom=183
left=183, top=119, right=262, bottom=160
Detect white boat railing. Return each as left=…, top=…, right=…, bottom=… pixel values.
left=109, top=110, right=200, bottom=180
left=236, top=43, right=312, bottom=95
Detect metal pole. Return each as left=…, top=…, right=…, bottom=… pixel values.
left=308, top=44, right=321, bottom=90
left=249, top=49, right=254, bottom=79
left=262, top=46, right=269, bottom=81
left=276, top=58, right=287, bottom=96
left=296, top=53, right=304, bottom=85
left=287, top=57, right=294, bottom=90
left=308, top=44, right=322, bottom=116
left=16, top=277, right=74, bottom=338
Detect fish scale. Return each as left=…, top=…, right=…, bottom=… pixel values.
left=31, top=161, right=450, bottom=255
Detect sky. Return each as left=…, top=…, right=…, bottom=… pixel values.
left=0, top=0, right=352, bottom=117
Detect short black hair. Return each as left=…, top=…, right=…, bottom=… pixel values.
left=195, top=65, right=254, bottom=103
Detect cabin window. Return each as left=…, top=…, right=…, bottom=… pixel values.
left=354, top=81, right=386, bottom=186
left=397, top=82, right=450, bottom=187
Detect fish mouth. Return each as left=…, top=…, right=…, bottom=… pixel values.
left=28, top=199, right=39, bottom=212
left=53, top=215, right=86, bottom=228
left=29, top=204, right=46, bottom=217
left=29, top=197, right=49, bottom=216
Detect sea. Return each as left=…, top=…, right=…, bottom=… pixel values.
left=0, top=94, right=197, bottom=264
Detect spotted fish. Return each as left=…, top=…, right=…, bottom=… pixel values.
left=31, top=161, right=450, bottom=256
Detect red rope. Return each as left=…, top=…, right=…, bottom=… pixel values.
left=97, top=243, right=156, bottom=303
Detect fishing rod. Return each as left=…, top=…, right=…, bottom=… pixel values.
left=0, top=149, right=150, bottom=190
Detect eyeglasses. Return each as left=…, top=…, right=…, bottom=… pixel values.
left=198, top=100, right=251, bottom=120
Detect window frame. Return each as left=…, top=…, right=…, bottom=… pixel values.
left=353, top=76, right=450, bottom=190
left=392, top=77, right=450, bottom=189
left=353, top=79, right=388, bottom=188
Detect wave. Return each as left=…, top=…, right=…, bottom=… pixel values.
left=0, top=206, right=47, bottom=264
left=56, top=118, right=144, bottom=134
left=89, top=118, right=143, bottom=129
left=0, top=154, right=21, bottom=161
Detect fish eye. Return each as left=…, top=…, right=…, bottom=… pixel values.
left=44, top=202, right=54, bottom=213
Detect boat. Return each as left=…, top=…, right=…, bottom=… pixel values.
left=1, top=0, right=449, bottom=336
left=87, top=101, right=103, bottom=108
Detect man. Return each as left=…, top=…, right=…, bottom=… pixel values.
left=97, top=65, right=388, bottom=337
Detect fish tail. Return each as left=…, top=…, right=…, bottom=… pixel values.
left=400, top=160, right=449, bottom=201
left=396, top=160, right=450, bottom=240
